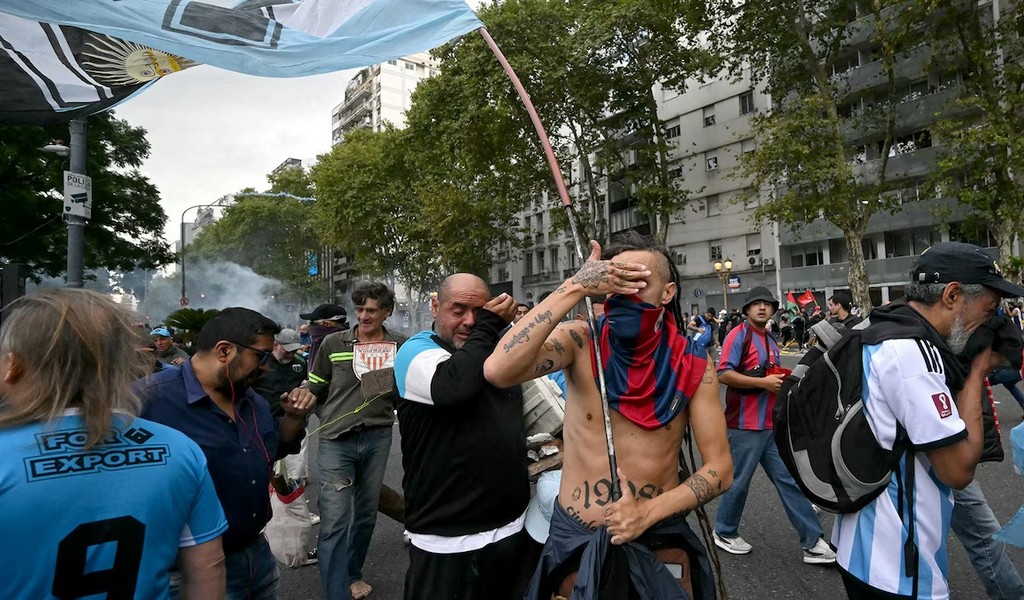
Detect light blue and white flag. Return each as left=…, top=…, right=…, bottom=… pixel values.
left=0, top=0, right=481, bottom=78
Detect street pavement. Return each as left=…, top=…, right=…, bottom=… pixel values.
left=280, top=353, right=1024, bottom=600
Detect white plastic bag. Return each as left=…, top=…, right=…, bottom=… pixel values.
left=265, top=486, right=315, bottom=568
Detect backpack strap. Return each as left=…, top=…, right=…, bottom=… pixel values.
left=903, top=448, right=918, bottom=598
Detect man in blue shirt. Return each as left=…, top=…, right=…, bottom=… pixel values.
left=139, top=307, right=317, bottom=599
left=0, top=288, right=227, bottom=599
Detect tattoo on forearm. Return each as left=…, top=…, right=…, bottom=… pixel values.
left=683, top=473, right=717, bottom=507
left=532, top=310, right=553, bottom=327
left=569, top=329, right=585, bottom=349
left=572, top=263, right=610, bottom=289
left=535, top=359, right=555, bottom=374
left=555, top=285, right=567, bottom=294
left=501, top=328, right=530, bottom=353
left=702, top=362, right=715, bottom=385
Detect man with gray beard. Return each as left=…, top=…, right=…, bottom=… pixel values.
left=833, top=242, right=1024, bottom=600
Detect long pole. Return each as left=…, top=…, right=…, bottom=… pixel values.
left=179, top=203, right=227, bottom=306
left=478, top=27, right=621, bottom=501
left=66, top=119, right=87, bottom=288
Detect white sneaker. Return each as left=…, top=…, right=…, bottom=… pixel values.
left=713, top=531, right=752, bottom=555
left=309, top=513, right=321, bottom=525
left=803, top=537, right=836, bottom=565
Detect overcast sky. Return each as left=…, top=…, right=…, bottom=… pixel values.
left=113, top=66, right=354, bottom=244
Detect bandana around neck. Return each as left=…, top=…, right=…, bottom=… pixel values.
left=594, top=294, right=709, bottom=430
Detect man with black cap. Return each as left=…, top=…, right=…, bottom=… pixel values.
left=713, top=285, right=835, bottom=565
left=832, top=242, right=1024, bottom=600
left=300, top=303, right=348, bottom=365
left=828, top=290, right=861, bottom=330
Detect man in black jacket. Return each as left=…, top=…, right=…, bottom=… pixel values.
left=393, top=274, right=536, bottom=600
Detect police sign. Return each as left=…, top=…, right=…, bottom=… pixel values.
left=63, top=171, right=92, bottom=219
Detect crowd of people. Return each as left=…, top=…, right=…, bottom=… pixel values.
left=1, top=233, right=1023, bottom=600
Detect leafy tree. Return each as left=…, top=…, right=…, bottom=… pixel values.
left=930, top=1, right=1024, bottom=267
left=0, top=113, right=173, bottom=278
left=187, top=190, right=321, bottom=302
left=720, top=0, right=935, bottom=311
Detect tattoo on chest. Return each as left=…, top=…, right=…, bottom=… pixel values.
left=569, top=329, right=586, bottom=349
left=683, top=473, right=716, bottom=506
left=572, top=263, right=610, bottom=289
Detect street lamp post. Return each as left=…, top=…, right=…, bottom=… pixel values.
left=179, top=203, right=227, bottom=307
left=714, top=258, right=734, bottom=312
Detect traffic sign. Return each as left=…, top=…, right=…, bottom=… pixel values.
left=727, top=275, right=742, bottom=289
left=693, top=288, right=703, bottom=297
left=63, top=171, right=92, bottom=219
left=180, top=297, right=190, bottom=307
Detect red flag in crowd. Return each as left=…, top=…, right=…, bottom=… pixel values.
left=797, top=289, right=816, bottom=308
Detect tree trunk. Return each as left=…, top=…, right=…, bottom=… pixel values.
left=994, top=217, right=1015, bottom=266
left=845, top=226, right=873, bottom=313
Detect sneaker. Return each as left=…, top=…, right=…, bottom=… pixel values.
left=713, top=532, right=752, bottom=555
left=803, top=538, right=836, bottom=565
left=309, top=513, right=321, bottom=526
left=302, top=547, right=318, bottom=566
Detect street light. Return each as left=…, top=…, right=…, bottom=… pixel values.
left=179, top=203, right=228, bottom=308
left=714, top=257, right=734, bottom=312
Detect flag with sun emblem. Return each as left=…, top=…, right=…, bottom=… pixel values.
left=0, top=12, right=196, bottom=124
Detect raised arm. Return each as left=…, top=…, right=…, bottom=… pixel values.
left=484, top=241, right=650, bottom=388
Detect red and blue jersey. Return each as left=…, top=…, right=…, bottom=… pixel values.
left=718, top=321, right=780, bottom=430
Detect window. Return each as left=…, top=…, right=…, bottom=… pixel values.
left=524, top=254, right=534, bottom=276
left=668, top=167, right=682, bottom=180
left=710, top=244, right=723, bottom=261
left=405, top=61, right=416, bottom=70
left=739, top=91, right=755, bottom=115
left=497, top=267, right=509, bottom=282
left=537, top=249, right=546, bottom=272
left=550, top=246, right=559, bottom=270
left=387, top=59, right=398, bottom=65
left=706, top=155, right=719, bottom=171
left=671, top=246, right=686, bottom=265
left=535, top=213, right=543, bottom=230
left=741, top=139, right=756, bottom=154
left=665, top=124, right=681, bottom=139
left=746, top=234, right=762, bottom=256
left=702, top=105, right=716, bottom=127
left=706, top=194, right=721, bottom=216
left=862, top=238, right=877, bottom=261
left=884, top=231, right=914, bottom=258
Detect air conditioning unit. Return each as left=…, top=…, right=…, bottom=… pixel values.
left=748, top=255, right=762, bottom=267
left=763, top=257, right=776, bottom=266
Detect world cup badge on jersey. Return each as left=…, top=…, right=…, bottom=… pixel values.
left=352, top=341, right=397, bottom=380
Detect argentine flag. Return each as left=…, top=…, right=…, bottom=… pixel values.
left=0, top=0, right=481, bottom=123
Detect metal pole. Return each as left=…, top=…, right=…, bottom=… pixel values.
left=180, top=217, right=188, bottom=304
left=66, top=119, right=87, bottom=288
left=478, top=26, right=622, bottom=500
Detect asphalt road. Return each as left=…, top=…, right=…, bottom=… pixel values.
left=280, top=354, right=1024, bottom=600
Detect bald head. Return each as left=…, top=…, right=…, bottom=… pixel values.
left=433, top=273, right=491, bottom=349
left=438, top=273, right=489, bottom=303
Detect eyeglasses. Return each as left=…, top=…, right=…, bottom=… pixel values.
left=232, top=342, right=273, bottom=366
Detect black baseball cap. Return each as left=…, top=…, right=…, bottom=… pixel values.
left=742, top=286, right=779, bottom=314
left=299, top=303, right=348, bottom=322
left=911, top=242, right=1024, bottom=298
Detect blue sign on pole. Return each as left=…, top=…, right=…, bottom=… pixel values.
left=307, top=252, right=318, bottom=276
left=727, top=275, right=741, bottom=289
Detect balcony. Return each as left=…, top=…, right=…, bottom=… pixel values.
left=853, top=144, right=940, bottom=183
left=837, top=45, right=932, bottom=96
left=842, top=86, right=962, bottom=144
left=534, top=232, right=547, bottom=246
left=781, top=254, right=918, bottom=288
left=522, top=272, right=550, bottom=286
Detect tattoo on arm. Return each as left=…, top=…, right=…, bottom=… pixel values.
left=569, top=329, right=585, bottom=349
left=551, top=339, right=565, bottom=356
left=535, top=359, right=555, bottom=374
left=702, top=361, right=715, bottom=385
left=683, top=473, right=717, bottom=507
left=572, top=263, right=610, bottom=289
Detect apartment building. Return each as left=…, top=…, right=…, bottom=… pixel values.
left=330, top=53, right=439, bottom=145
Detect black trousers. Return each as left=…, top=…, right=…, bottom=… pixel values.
left=404, top=528, right=542, bottom=600
left=839, top=567, right=914, bottom=600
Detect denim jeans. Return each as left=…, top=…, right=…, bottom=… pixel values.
left=990, top=367, right=1024, bottom=409
left=713, top=428, right=824, bottom=549
left=317, top=426, right=393, bottom=598
left=169, top=536, right=279, bottom=600
left=952, top=480, right=1024, bottom=600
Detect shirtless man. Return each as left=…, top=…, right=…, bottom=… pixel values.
left=485, top=232, right=733, bottom=599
